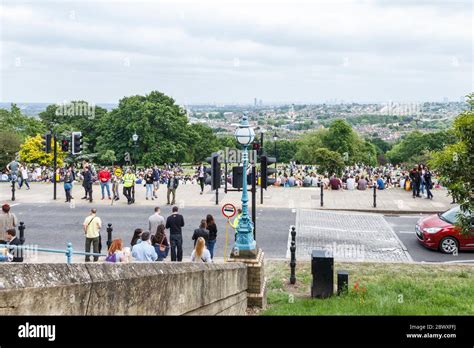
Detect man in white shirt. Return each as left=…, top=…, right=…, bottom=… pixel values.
left=346, top=175, right=356, bottom=190
left=83, top=208, right=102, bottom=262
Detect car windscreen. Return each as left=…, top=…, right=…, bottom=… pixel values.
left=440, top=206, right=470, bottom=224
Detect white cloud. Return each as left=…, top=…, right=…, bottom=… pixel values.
left=0, top=0, right=471, bottom=103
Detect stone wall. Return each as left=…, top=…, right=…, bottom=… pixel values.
left=0, top=262, right=248, bottom=315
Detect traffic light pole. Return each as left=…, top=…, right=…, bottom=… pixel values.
left=251, top=160, right=256, bottom=239
left=224, top=159, right=228, bottom=194
left=53, top=134, right=57, bottom=200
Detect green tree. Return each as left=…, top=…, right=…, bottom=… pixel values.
left=99, top=149, right=117, bottom=166
left=430, top=95, right=473, bottom=235
left=312, top=148, right=345, bottom=175
left=264, top=140, right=299, bottom=164
left=39, top=101, right=108, bottom=154
left=187, top=123, right=220, bottom=163
left=18, top=134, right=66, bottom=167
left=295, top=129, right=328, bottom=163
left=0, top=104, right=45, bottom=138
left=95, top=91, right=190, bottom=165
left=387, top=130, right=455, bottom=166
left=0, top=130, right=22, bottom=169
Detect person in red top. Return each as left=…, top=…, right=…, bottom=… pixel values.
left=329, top=174, right=342, bottom=190
left=98, top=167, right=111, bottom=200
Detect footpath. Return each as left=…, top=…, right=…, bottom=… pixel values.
left=1, top=182, right=453, bottom=214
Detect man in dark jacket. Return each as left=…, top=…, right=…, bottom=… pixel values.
left=409, top=167, right=421, bottom=198
left=165, top=206, right=185, bottom=261
left=82, top=165, right=94, bottom=202
left=6, top=229, right=23, bottom=262
left=424, top=168, right=434, bottom=200
left=192, top=219, right=209, bottom=247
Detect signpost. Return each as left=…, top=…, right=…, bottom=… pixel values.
left=221, top=203, right=237, bottom=261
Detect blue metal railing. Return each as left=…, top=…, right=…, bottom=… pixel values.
left=0, top=242, right=106, bottom=264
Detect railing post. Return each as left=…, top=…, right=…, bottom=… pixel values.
left=373, top=183, right=377, bottom=208
left=107, top=223, right=113, bottom=250
left=290, top=226, right=296, bottom=284
left=66, top=242, right=73, bottom=264
left=18, top=221, right=25, bottom=245
left=320, top=184, right=324, bottom=207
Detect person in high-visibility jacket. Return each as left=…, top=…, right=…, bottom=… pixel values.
left=230, top=208, right=242, bottom=241
left=122, top=169, right=136, bottom=205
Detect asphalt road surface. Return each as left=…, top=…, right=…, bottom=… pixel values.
left=8, top=203, right=474, bottom=263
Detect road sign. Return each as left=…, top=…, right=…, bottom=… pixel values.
left=114, top=168, right=123, bottom=178
left=221, top=203, right=237, bottom=219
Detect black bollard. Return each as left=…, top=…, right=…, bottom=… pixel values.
left=373, top=184, right=377, bottom=208
left=11, top=179, right=16, bottom=201
left=18, top=221, right=25, bottom=245
left=320, top=184, right=324, bottom=207
left=106, top=223, right=113, bottom=250
left=290, top=226, right=296, bottom=284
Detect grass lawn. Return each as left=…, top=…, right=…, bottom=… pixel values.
left=261, top=260, right=474, bottom=315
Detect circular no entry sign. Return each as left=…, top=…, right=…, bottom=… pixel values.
left=221, top=203, right=237, bottom=219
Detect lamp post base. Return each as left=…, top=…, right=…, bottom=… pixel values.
left=228, top=248, right=266, bottom=308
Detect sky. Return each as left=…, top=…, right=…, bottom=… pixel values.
left=0, top=0, right=472, bottom=104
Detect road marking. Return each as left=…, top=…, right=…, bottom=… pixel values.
left=10, top=203, right=21, bottom=207
left=398, top=231, right=415, bottom=234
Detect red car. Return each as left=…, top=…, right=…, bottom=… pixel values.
left=416, top=206, right=474, bottom=254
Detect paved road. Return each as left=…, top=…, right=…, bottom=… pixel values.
left=11, top=203, right=295, bottom=260
left=8, top=203, right=474, bottom=263
left=385, top=214, right=474, bottom=263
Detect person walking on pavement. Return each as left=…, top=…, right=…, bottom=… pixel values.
left=152, top=165, right=161, bottom=199
left=0, top=204, right=17, bottom=244
left=167, top=172, right=179, bottom=205
left=166, top=206, right=185, bottom=261
left=64, top=167, right=74, bottom=203
left=98, top=167, right=112, bottom=200
left=148, top=206, right=165, bottom=234
left=409, top=167, right=421, bottom=198
left=197, top=163, right=205, bottom=195
left=206, top=214, right=218, bottom=259
left=424, top=167, right=434, bottom=200
left=82, top=165, right=94, bottom=202
left=122, top=168, right=136, bottom=205
left=83, top=208, right=102, bottom=262
left=144, top=169, right=154, bottom=200
left=18, top=164, right=30, bottom=190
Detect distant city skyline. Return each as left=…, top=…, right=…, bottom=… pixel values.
left=1, top=0, right=472, bottom=104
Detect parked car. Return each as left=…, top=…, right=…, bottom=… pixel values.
left=416, top=206, right=474, bottom=254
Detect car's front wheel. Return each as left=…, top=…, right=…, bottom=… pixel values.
left=439, top=236, right=458, bottom=254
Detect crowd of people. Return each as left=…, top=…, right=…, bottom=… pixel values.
left=270, top=163, right=441, bottom=199
left=84, top=205, right=238, bottom=263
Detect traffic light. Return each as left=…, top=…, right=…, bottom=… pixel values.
left=252, top=142, right=261, bottom=156
left=72, top=131, right=83, bottom=155
left=205, top=152, right=221, bottom=190
left=232, top=166, right=243, bottom=189
left=261, top=154, right=277, bottom=189
left=42, top=132, right=52, bottom=153
left=61, top=138, right=70, bottom=152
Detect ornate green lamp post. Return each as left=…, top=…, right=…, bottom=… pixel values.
left=232, top=113, right=257, bottom=257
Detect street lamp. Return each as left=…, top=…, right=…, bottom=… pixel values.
left=273, top=131, right=278, bottom=177
left=232, top=113, right=257, bottom=257
left=132, top=133, right=138, bottom=168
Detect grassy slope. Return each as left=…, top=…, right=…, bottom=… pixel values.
left=262, top=260, right=474, bottom=315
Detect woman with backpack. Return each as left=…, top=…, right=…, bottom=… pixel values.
left=106, top=239, right=126, bottom=263
left=152, top=224, right=169, bottom=261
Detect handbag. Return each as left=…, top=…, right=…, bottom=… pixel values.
left=158, top=235, right=169, bottom=259
left=105, top=253, right=117, bottom=262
